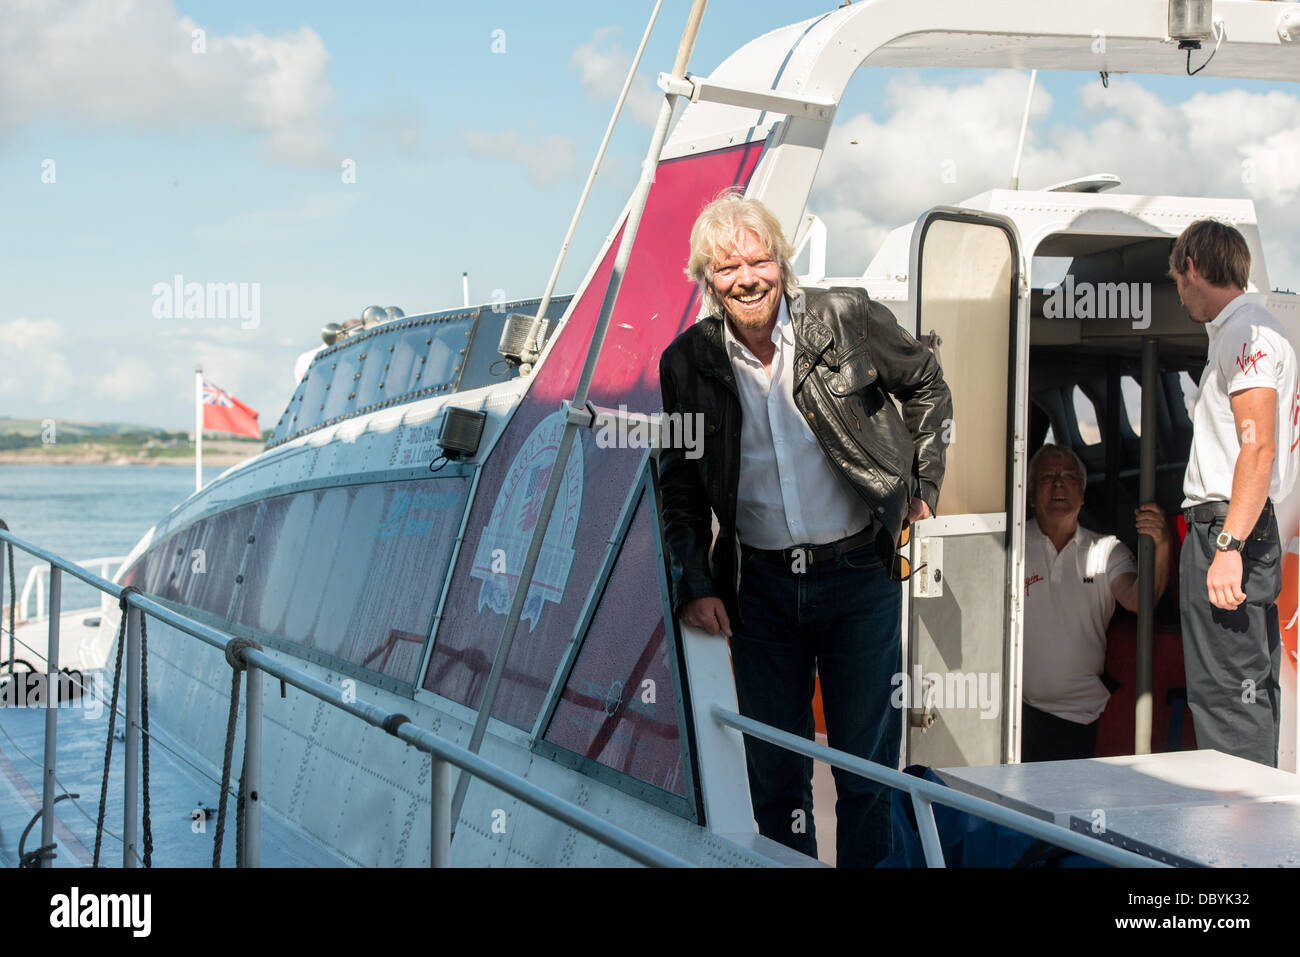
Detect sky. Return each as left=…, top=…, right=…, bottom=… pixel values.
left=2, top=0, right=1299, bottom=430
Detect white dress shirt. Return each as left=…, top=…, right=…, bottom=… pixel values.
left=724, top=297, right=872, bottom=550
left=1183, top=294, right=1300, bottom=506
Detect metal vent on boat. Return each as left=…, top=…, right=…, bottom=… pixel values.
left=497, top=313, right=551, bottom=375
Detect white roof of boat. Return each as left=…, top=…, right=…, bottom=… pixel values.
left=668, top=0, right=1300, bottom=155
left=862, top=188, right=1263, bottom=285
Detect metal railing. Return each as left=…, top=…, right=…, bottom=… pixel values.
left=17, top=556, right=125, bottom=623
left=1, top=525, right=690, bottom=868
left=5, top=521, right=1168, bottom=870
left=712, top=706, right=1166, bottom=868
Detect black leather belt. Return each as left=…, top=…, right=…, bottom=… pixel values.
left=1183, top=499, right=1272, bottom=530
left=741, top=523, right=877, bottom=568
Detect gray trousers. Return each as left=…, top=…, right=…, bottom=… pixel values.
left=1179, top=511, right=1283, bottom=767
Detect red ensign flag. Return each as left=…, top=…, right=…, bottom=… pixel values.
left=202, top=379, right=260, bottom=438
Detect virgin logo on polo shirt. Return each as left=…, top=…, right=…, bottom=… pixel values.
left=1292, top=391, right=1300, bottom=452
left=1025, top=573, right=1044, bottom=589
left=1237, top=344, right=1267, bottom=374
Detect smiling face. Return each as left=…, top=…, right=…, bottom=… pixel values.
left=709, top=228, right=784, bottom=333
left=1031, top=452, right=1085, bottom=529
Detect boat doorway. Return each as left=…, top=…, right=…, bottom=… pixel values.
left=1021, top=228, right=1206, bottom=762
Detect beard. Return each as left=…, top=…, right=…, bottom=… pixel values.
left=718, top=285, right=781, bottom=331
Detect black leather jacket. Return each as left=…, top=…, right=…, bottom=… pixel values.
left=657, top=286, right=952, bottom=626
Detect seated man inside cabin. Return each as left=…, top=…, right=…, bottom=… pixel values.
left=1021, top=443, right=1172, bottom=761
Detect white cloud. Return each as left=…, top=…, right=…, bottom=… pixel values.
left=460, top=127, right=577, bottom=186
left=0, top=311, right=293, bottom=426
left=0, top=0, right=335, bottom=165
left=810, top=74, right=1300, bottom=285
left=93, top=352, right=157, bottom=401
left=0, top=317, right=78, bottom=403
left=570, top=26, right=662, bottom=126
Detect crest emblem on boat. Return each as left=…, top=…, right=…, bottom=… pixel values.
left=471, top=410, right=583, bottom=630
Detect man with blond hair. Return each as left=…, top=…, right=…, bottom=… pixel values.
left=657, top=191, right=951, bottom=865
left=1172, top=219, right=1299, bottom=767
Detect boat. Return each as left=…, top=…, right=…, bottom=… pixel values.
left=4, top=0, right=1300, bottom=870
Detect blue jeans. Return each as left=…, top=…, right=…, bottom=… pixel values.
left=730, top=540, right=902, bottom=867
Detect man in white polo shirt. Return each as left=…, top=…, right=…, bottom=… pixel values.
left=1022, top=444, right=1170, bottom=761
left=1173, top=220, right=1299, bottom=768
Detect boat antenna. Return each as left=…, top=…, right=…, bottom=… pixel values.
left=532, top=0, right=666, bottom=327
left=1008, top=69, right=1037, bottom=190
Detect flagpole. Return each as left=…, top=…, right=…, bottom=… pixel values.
left=195, top=365, right=203, bottom=494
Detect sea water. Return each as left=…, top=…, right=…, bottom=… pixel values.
left=0, top=465, right=225, bottom=617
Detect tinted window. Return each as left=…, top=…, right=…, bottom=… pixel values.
left=124, top=476, right=468, bottom=686
left=542, top=495, right=688, bottom=799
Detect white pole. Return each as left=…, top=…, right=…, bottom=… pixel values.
left=1009, top=69, right=1037, bottom=190
left=533, top=0, right=665, bottom=325
left=462, top=272, right=469, bottom=308
left=195, top=366, right=203, bottom=494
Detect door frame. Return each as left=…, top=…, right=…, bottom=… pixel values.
left=905, top=206, right=1030, bottom=764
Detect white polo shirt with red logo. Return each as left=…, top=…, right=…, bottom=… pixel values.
left=1183, top=294, right=1300, bottom=506
left=1022, top=519, right=1136, bottom=724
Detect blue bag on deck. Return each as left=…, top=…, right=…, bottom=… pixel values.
left=877, top=765, right=1108, bottom=868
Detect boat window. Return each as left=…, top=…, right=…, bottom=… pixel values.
left=179, top=504, right=259, bottom=617
left=1179, top=370, right=1198, bottom=418
left=455, top=297, right=571, bottom=393
left=267, top=315, right=476, bottom=448
left=1031, top=256, right=1072, bottom=290
left=536, top=478, right=697, bottom=818
left=1122, top=375, right=1142, bottom=437
left=1073, top=386, right=1101, bottom=445
left=916, top=214, right=1016, bottom=515
left=320, top=347, right=364, bottom=422
left=124, top=476, right=469, bottom=688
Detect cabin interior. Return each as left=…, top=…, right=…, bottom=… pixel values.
left=1027, top=230, right=1205, bottom=757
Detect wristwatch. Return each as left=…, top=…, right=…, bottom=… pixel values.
left=1215, top=530, right=1246, bottom=552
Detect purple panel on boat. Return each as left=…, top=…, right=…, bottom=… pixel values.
left=423, top=143, right=764, bottom=728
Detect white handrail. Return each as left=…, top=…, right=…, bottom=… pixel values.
left=17, top=556, right=126, bottom=623
left=0, top=526, right=690, bottom=868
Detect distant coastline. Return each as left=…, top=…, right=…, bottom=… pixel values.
left=0, top=447, right=254, bottom=466
left=0, top=417, right=265, bottom=467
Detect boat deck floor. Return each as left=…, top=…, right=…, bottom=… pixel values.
left=5, top=606, right=108, bottom=674
left=0, top=659, right=343, bottom=868
left=940, top=750, right=1300, bottom=867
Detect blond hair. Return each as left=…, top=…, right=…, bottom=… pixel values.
left=685, top=190, right=798, bottom=317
